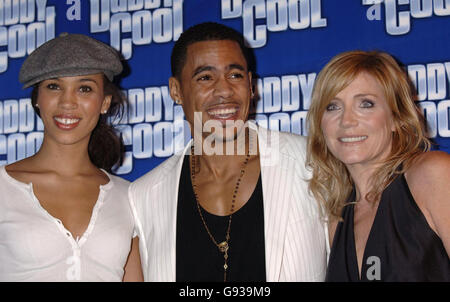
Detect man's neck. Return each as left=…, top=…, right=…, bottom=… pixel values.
left=191, top=127, right=258, bottom=177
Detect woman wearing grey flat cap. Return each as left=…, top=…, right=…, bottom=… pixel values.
left=0, top=33, right=143, bottom=281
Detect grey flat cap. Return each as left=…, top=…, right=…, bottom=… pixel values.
left=19, top=33, right=123, bottom=88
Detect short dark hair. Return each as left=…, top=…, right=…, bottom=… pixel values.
left=31, top=76, right=126, bottom=172
left=171, top=22, right=250, bottom=79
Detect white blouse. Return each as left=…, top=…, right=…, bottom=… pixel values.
left=0, top=166, right=135, bottom=282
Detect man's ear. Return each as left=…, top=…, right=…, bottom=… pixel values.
left=169, top=77, right=183, bottom=105
left=101, top=95, right=112, bottom=114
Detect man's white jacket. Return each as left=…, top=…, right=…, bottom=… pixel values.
left=128, top=123, right=329, bottom=281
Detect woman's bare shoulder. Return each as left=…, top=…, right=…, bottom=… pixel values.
left=406, top=151, right=450, bottom=183
left=4, top=157, right=42, bottom=183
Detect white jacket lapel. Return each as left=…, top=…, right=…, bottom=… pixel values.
left=257, top=126, right=294, bottom=282
left=166, top=140, right=192, bottom=281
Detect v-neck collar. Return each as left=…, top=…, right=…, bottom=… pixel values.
left=1, top=165, right=113, bottom=248
left=349, top=192, right=384, bottom=281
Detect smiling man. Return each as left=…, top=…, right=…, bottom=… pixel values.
left=128, top=22, right=328, bottom=282
left=172, top=38, right=252, bottom=153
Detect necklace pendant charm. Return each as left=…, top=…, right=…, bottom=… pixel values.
left=218, top=241, right=229, bottom=253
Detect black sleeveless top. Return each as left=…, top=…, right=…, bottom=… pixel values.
left=176, top=156, right=266, bottom=282
left=326, top=174, right=450, bottom=282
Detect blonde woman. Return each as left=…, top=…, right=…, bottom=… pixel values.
left=307, top=50, right=450, bottom=281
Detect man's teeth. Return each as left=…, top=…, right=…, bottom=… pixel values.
left=54, top=117, right=80, bottom=125
left=339, top=136, right=367, bottom=143
left=207, top=108, right=238, bottom=116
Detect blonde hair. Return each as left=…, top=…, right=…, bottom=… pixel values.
left=306, top=50, right=430, bottom=220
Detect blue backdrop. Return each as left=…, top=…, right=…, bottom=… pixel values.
left=0, top=0, right=449, bottom=181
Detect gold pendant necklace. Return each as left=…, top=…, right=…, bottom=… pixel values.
left=190, top=145, right=250, bottom=282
